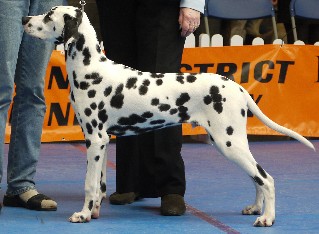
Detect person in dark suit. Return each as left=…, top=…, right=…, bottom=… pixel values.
left=95, top=0, right=204, bottom=215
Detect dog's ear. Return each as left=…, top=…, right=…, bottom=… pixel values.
left=63, top=14, right=79, bottom=43
left=63, top=10, right=82, bottom=43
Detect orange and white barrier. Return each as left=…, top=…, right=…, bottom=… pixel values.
left=5, top=38, right=319, bottom=142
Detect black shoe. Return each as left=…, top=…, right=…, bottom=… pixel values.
left=109, top=192, right=140, bottom=205
left=3, top=194, right=57, bottom=211
left=161, top=194, right=186, bottom=216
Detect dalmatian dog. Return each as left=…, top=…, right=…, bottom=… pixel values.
left=22, top=6, right=315, bottom=227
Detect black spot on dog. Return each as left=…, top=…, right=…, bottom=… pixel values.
left=100, top=56, right=107, bottom=62
left=209, top=135, right=214, bottom=142
left=91, top=119, right=97, bottom=128
left=95, top=155, right=100, bottom=161
left=98, top=109, right=108, bottom=123
left=226, top=141, right=232, bottom=147
left=207, top=120, right=211, bottom=126
left=98, top=133, right=102, bottom=138
left=151, top=73, right=164, bottom=78
left=88, top=90, right=96, bottom=98
left=214, top=102, right=223, bottom=114
left=96, top=44, right=101, bottom=53
left=170, top=108, right=178, bottom=115
left=43, top=10, right=54, bottom=23
left=98, top=123, right=103, bottom=130
left=159, top=104, right=170, bottom=112
left=85, top=139, right=91, bottom=148
left=139, top=85, right=148, bottom=95
left=141, top=111, right=153, bottom=118
left=90, top=102, right=97, bottom=110
left=176, top=93, right=190, bottom=106
left=240, top=88, right=244, bottom=92
left=178, top=106, right=189, bottom=122
left=150, top=119, right=166, bottom=125
left=257, top=164, right=267, bottom=178
left=73, top=71, right=79, bottom=88
left=118, top=114, right=147, bottom=125
left=70, top=91, right=75, bottom=102
left=84, top=108, right=92, bottom=117
left=176, top=75, right=184, bottom=84
left=151, top=98, right=159, bottom=106
left=104, top=86, right=112, bottom=97
left=100, top=182, right=106, bottom=192
left=143, top=79, right=150, bottom=86
left=156, top=79, right=163, bottom=86
left=86, top=123, right=93, bottom=134
left=98, top=101, right=105, bottom=110
left=241, top=109, right=246, bottom=117
left=138, top=71, right=143, bottom=76
left=76, top=34, right=85, bottom=51
left=126, top=77, right=137, bottom=89
left=72, top=51, right=77, bottom=60
left=80, top=82, right=90, bottom=90
left=83, top=47, right=91, bottom=65
left=88, top=200, right=93, bottom=211
left=226, top=126, right=234, bottom=135
left=187, top=75, right=197, bottom=83
left=110, top=84, right=124, bottom=109
left=253, top=176, right=264, bottom=186
left=203, top=95, right=213, bottom=105
left=209, top=86, right=224, bottom=114
left=92, top=76, right=102, bottom=85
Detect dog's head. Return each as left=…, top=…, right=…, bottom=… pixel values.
left=22, top=6, right=82, bottom=45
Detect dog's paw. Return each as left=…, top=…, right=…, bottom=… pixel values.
left=242, top=205, right=261, bottom=215
left=253, top=216, right=274, bottom=227
left=69, top=211, right=92, bottom=223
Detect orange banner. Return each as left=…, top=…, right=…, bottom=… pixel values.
left=5, top=45, right=319, bottom=142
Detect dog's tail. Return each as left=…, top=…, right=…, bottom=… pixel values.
left=244, top=89, right=316, bottom=151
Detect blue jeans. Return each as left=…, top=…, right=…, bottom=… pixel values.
left=0, top=0, right=64, bottom=196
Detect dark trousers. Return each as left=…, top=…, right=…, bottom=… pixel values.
left=96, top=0, right=186, bottom=197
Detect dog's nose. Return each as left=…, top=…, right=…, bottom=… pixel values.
left=22, top=16, right=31, bottom=25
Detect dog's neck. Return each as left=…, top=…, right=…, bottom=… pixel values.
left=64, top=12, right=112, bottom=90
left=65, top=12, right=103, bottom=59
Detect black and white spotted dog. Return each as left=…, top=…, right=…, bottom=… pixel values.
left=22, top=6, right=315, bottom=226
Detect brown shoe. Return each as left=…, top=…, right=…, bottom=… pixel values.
left=109, top=192, right=140, bottom=205
left=160, top=194, right=186, bottom=216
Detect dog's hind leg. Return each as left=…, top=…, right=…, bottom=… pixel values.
left=242, top=177, right=264, bottom=215
left=206, top=129, right=275, bottom=227
left=91, top=143, right=107, bottom=219
left=69, top=134, right=109, bottom=223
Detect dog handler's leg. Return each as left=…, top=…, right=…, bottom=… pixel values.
left=69, top=135, right=109, bottom=223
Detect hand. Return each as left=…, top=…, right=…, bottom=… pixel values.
left=179, top=8, right=201, bottom=37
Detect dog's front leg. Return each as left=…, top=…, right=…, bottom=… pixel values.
left=69, top=136, right=109, bottom=223
left=92, top=143, right=107, bottom=219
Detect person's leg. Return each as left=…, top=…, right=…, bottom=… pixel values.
left=96, top=0, right=143, bottom=203
left=135, top=0, right=186, bottom=215
left=0, top=0, right=28, bottom=195
left=3, top=0, right=64, bottom=210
